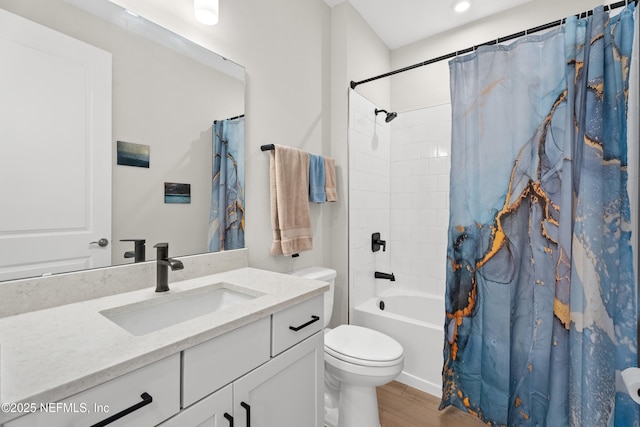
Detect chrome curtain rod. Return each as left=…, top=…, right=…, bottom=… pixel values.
left=350, top=0, right=638, bottom=89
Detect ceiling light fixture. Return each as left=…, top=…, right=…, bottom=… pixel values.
left=452, top=0, right=471, bottom=13
left=194, top=0, right=219, bottom=26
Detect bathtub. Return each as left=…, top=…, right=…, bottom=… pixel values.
left=352, top=288, right=445, bottom=397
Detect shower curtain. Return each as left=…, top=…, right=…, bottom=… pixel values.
left=208, top=117, right=245, bottom=251
left=441, top=5, right=638, bottom=426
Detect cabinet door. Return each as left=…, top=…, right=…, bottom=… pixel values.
left=158, top=384, right=233, bottom=427
left=233, top=332, right=323, bottom=427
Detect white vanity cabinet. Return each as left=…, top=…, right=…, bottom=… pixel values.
left=162, top=294, right=324, bottom=427
left=161, top=332, right=323, bottom=427
left=2, top=294, right=324, bottom=427
left=4, top=353, right=181, bottom=427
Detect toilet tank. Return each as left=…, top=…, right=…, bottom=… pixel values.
left=290, top=266, right=336, bottom=328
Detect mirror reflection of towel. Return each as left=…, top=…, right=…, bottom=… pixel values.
left=269, top=145, right=313, bottom=256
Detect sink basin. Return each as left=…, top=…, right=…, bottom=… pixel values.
left=100, top=282, right=261, bottom=335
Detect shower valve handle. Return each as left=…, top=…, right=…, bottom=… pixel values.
left=372, top=233, right=386, bottom=252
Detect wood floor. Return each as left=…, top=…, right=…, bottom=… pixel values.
left=377, top=381, right=487, bottom=427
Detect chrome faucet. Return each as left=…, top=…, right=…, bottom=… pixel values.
left=154, top=243, right=184, bottom=292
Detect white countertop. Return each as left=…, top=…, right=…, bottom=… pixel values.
left=0, top=267, right=328, bottom=424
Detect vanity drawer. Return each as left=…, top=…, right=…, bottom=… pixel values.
left=271, top=295, right=323, bottom=356
left=182, top=316, right=270, bottom=407
left=4, top=353, right=180, bottom=427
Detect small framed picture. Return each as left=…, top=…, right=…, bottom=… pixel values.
left=164, top=182, right=191, bottom=204
left=117, top=141, right=150, bottom=168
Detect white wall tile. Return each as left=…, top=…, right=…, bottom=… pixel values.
left=350, top=91, right=452, bottom=304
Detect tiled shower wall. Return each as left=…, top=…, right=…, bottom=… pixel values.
left=348, top=91, right=391, bottom=312
left=389, top=105, right=451, bottom=298
left=348, top=89, right=451, bottom=315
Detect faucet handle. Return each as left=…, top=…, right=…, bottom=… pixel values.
left=121, top=239, right=146, bottom=262
left=122, top=238, right=146, bottom=245
left=154, top=242, right=169, bottom=260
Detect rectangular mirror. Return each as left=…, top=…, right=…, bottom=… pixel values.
left=0, top=0, right=245, bottom=281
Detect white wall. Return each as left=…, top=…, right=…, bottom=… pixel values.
left=330, top=3, right=390, bottom=323
left=390, top=0, right=604, bottom=111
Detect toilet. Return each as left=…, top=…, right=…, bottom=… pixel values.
left=291, top=267, right=404, bottom=427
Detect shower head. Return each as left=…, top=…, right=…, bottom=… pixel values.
left=375, top=108, right=398, bottom=123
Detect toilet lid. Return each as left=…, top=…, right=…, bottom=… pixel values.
left=324, top=325, right=403, bottom=366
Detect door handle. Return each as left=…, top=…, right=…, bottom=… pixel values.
left=90, top=238, right=109, bottom=247
left=241, top=402, right=250, bottom=427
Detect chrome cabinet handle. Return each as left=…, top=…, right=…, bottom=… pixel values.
left=289, top=315, right=320, bottom=331
left=90, top=238, right=109, bottom=247
left=90, top=392, right=152, bottom=427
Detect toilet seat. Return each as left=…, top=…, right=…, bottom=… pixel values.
left=324, top=324, right=403, bottom=367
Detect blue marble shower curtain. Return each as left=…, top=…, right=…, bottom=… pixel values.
left=441, top=5, right=637, bottom=426
left=208, top=117, right=245, bottom=251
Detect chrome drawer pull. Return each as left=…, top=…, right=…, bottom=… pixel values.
left=90, top=392, right=153, bottom=427
left=289, top=315, right=320, bottom=331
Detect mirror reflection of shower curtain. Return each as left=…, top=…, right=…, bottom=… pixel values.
left=441, top=5, right=638, bottom=426
left=208, top=117, right=245, bottom=251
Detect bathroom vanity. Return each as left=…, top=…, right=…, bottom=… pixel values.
left=0, top=255, right=327, bottom=426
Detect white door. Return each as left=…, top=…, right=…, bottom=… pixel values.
left=0, top=8, right=112, bottom=281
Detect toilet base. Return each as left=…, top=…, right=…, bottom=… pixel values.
left=337, top=384, right=380, bottom=427
left=324, top=404, right=338, bottom=427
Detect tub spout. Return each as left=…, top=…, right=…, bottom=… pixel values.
left=374, top=271, right=395, bottom=281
